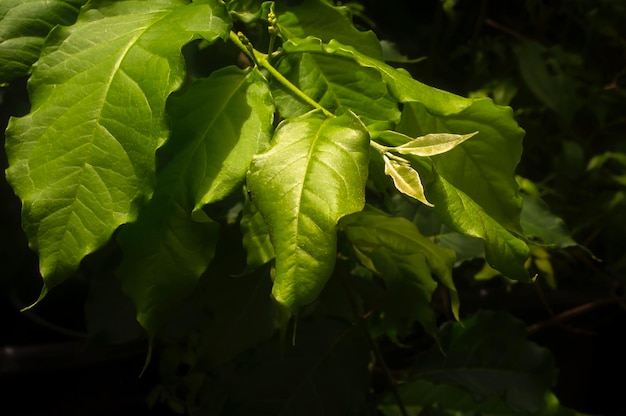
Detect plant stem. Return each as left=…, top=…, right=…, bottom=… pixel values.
left=228, top=31, right=334, bottom=118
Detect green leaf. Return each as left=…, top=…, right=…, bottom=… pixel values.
left=378, top=131, right=478, bottom=157
left=382, top=154, right=433, bottom=207
left=164, top=66, right=274, bottom=213
left=0, top=0, right=87, bottom=83
left=430, top=172, right=530, bottom=281
left=5, top=0, right=231, bottom=303
left=246, top=110, right=370, bottom=313
left=117, top=65, right=271, bottom=337
left=412, top=310, right=558, bottom=414
left=276, top=0, right=383, bottom=59
left=240, top=195, right=275, bottom=272
left=272, top=52, right=400, bottom=129
left=341, top=206, right=458, bottom=337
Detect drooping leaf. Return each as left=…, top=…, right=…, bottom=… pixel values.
left=272, top=52, right=400, bottom=130
left=430, top=172, right=530, bottom=281
left=275, top=0, right=382, bottom=59
left=117, top=66, right=271, bottom=337
left=246, top=110, right=370, bottom=313
left=340, top=206, right=458, bottom=337
left=0, top=0, right=87, bottom=83
left=411, top=310, right=558, bottom=414
left=5, top=0, right=231, bottom=303
left=382, top=154, right=433, bottom=207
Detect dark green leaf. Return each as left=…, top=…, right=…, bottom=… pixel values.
left=412, top=310, right=558, bottom=414
left=200, top=319, right=371, bottom=415
left=341, top=206, right=457, bottom=336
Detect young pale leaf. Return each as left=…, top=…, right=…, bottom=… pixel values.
left=378, top=131, right=479, bottom=157
left=116, top=66, right=271, bottom=338
left=0, top=0, right=87, bottom=82
left=4, top=0, right=231, bottom=302
left=383, top=154, right=433, bottom=207
left=246, top=110, right=370, bottom=314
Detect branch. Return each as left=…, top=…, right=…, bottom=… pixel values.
left=228, top=31, right=334, bottom=118
left=527, top=295, right=626, bottom=335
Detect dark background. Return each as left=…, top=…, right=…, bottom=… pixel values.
left=2, top=0, right=626, bottom=415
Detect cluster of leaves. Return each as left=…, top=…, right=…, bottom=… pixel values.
left=0, top=0, right=601, bottom=415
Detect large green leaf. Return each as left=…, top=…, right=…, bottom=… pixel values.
left=340, top=206, right=458, bottom=337
left=116, top=66, right=271, bottom=337
left=0, top=0, right=87, bottom=83
left=4, top=0, right=231, bottom=303
left=412, top=310, right=558, bottom=414
left=246, top=110, right=370, bottom=313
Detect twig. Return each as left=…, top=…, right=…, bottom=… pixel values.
left=527, top=295, right=626, bottom=335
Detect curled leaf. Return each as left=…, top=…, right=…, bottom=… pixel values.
left=383, top=154, right=433, bottom=207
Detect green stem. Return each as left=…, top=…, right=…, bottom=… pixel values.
left=228, top=31, right=334, bottom=118
left=370, top=140, right=409, bottom=163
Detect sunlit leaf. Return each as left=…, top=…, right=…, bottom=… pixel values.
left=247, top=110, right=370, bottom=313
left=383, top=154, right=433, bottom=207
left=430, top=172, right=530, bottom=281
left=378, top=131, right=478, bottom=157
left=272, top=52, right=400, bottom=129
left=5, top=0, right=230, bottom=303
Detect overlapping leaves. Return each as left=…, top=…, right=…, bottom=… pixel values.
left=117, top=66, right=274, bottom=337
left=4, top=0, right=231, bottom=302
